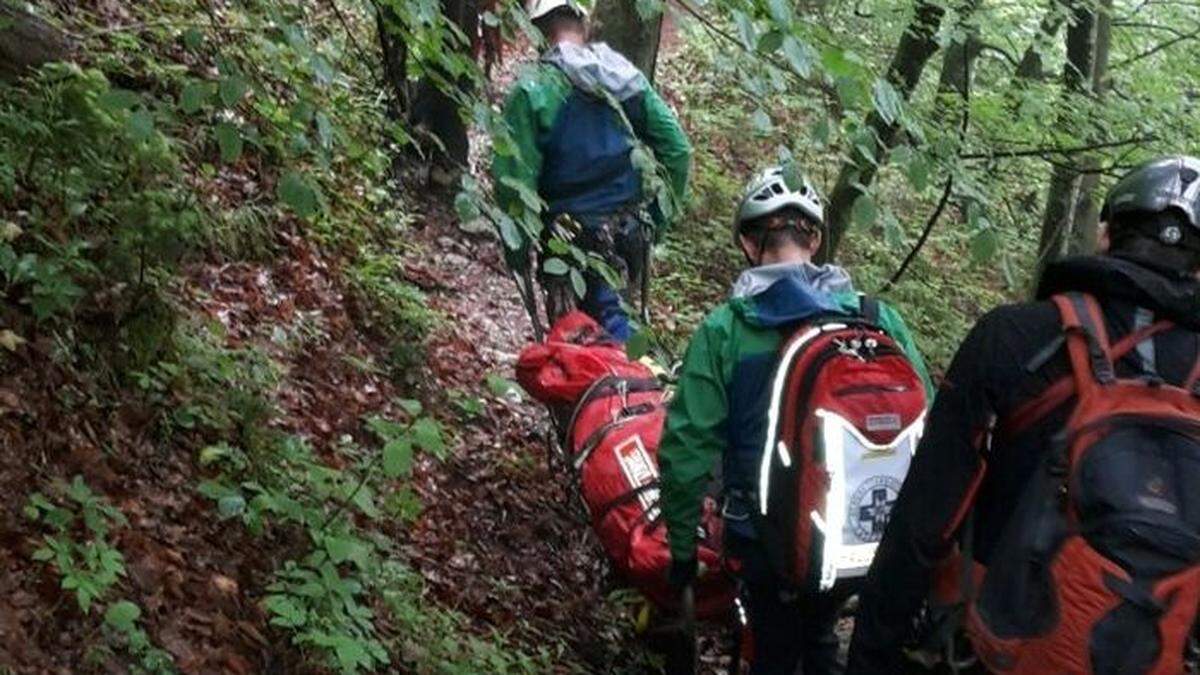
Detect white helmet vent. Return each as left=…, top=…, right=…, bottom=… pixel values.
left=732, top=165, right=825, bottom=241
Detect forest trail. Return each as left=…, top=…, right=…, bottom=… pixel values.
left=401, top=175, right=673, bottom=671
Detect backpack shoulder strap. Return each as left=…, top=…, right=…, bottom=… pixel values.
left=1052, top=292, right=1116, bottom=390
left=1001, top=314, right=1174, bottom=439
left=858, top=293, right=882, bottom=325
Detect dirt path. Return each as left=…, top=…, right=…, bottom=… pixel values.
left=399, top=198, right=674, bottom=672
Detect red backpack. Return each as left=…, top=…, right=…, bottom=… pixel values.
left=963, top=293, right=1200, bottom=674
left=757, top=301, right=928, bottom=591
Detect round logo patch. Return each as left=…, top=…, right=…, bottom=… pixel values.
left=850, top=475, right=903, bottom=542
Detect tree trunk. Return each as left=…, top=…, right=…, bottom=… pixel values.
left=937, top=0, right=983, bottom=99
left=405, top=0, right=477, bottom=170
left=591, top=0, right=663, bottom=81
left=374, top=2, right=408, bottom=120
left=821, top=0, right=946, bottom=261
left=1015, top=1, right=1067, bottom=81
left=1068, top=0, right=1112, bottom=255
left=1036, top=0, right=1096, bottom=269
left=0, top=2, right=73, bottom=82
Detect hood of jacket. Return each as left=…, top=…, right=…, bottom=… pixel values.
left=541, top=42, right=646, bottom=102
left=729, top=262, right=855, bottom=328
left=1037, top=254, right=1200, bottom=330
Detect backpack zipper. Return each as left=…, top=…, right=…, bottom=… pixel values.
left=834, top=383, right=911, bottom=396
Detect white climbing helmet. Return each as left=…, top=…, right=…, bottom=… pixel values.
left=732, top=165, right=824, bottom=244
left=527, top=0, right=589, bottom=21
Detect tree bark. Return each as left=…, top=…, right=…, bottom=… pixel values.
left=374, top=2, right=408, bottom=120
left=1015, top=1, right=1067, bottom=81
left=1036, top=0, right=1096, bottom=269
left=409, top=0, right=476, bottom=169
left=820, top=0, right=946, bottom=261
left=591, top=0, right=663, bottom=81
left=937, top=0, right=983, bottom=99
left=0, top=2, right=73, bottom=82
left=1068, top=0, right=1112, bottom=255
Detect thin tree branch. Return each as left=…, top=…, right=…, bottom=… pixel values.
left=1112, top=26, right=1200, bottom=68
left=883, top=175, right=955, bottom=290
left=325, top=0, right=375, bottom=68
left=884, top=40, right=971, bottom=291
left=959, top=134, right=1155, bottom=160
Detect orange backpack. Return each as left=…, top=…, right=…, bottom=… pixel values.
left=961, top=293, right=1200, bottom=674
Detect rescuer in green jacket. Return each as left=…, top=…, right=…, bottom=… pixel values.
left=659, top=166, right=932, bottom=674
left=491, top=0, right=691, bottom=341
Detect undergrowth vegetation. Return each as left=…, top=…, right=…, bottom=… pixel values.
left=0, top=1, right=555, bottom=672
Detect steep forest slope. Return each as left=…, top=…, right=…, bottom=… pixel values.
left=3, top=0, right=1199, bottom=673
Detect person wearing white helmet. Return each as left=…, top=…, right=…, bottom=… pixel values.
left=491, top=0, right=691, bottom=342
left=658, top=165, right=931, bottom=674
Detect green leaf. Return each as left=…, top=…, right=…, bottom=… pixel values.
left=485, top=374, right=522, bottom=401
left=811, top=117, right=831, bottom=146
left=277, top=172, right=319, bottom=219
left=412, top=418, right=445, bottom=458
left=780, top=162, right=802, bottom=191
left=497, top=215, right=523, bottom=252
left=180, top=82, right=211, bottom=114
left=905, top=154, right=930, bottom=192
left=782, top=36, right=813, bottom=78
left=314, top=112, right=334, bottom=150
left=454, top=191, right=480, bottom=222
left=382, top=439, right=413, bottom=478
left=569, top=268, right=586, bottom=298
left=386, top=486, right=423, bottom=522
left=265, top=595, right=306, bottom=627
left=733, top=11, right=756, bottom=50
left=871, top=79, right=903, bottom=125
left=398, top=399, right=423, bottom=417
left=626, top=330, right=651, bottom=361
left=969, top=228, right=999, bottom=263
left=323, top=536, right=361, bottom=564
left=99, top=89, right=139, bottom=112
left=757, top=29, right=784, bottom=54
left=218, top=75, right=249, bottom=108
left=218, top=494, right=246, bottom=518
left=542, top=258, right=569, bottom=276
left=767, top=0, right=793, bottom=26
left=852, top=194, right=877, bottom=228
left=214, top=122, right=243, bottom=163
left=182, top=28, right=204, bottom=51
left=751, top=109, right=772, bottom=133
left=104, top=601, right=141, bottom=632
left=126, top=111, right=155, bottom=143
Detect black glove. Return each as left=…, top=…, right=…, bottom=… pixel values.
left=668, top=556, right=698, bottom=591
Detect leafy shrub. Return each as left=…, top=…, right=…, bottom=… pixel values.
left=25, top=476, right=128, bottom=614
left=0, top=65, right=198, bottom=348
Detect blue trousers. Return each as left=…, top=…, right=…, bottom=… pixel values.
left=547, top=213, right=647, bottom=343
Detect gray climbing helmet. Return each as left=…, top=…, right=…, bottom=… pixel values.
left=732, top=166, right=824, bottom=245
left=1102, top=156, right=1200, bottom=244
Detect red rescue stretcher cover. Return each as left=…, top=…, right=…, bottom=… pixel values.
left=517, top=312, right=735, bottom=618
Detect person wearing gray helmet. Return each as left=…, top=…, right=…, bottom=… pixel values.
left=659, top=165, right=931, bottom=675
left=847, top=158, right=1200, bottom=674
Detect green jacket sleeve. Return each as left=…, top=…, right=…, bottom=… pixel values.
left=638, top=86, right=691, bottom=232
left=658, top=313, right=728, bottom=564
left=876, top=300, right=936, bottom=403
left=490, top=83, right=543, bottom=269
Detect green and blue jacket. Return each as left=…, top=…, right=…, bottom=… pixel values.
left=659, top=263, right=934, bottom=564
left=491, top=42, right=691, bottom=268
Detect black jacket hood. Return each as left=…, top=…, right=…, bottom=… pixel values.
left=1037, top=254, right=1200, bottom=330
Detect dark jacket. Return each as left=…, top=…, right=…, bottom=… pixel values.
left=846, top=254, right=1200, bottom=674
